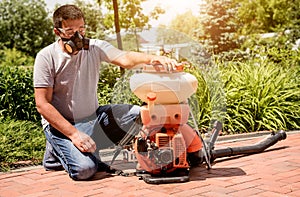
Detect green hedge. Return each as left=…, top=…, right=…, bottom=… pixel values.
left=0, top=48, right=39, bottom=122
left=0, top=65, right=40, bottom=121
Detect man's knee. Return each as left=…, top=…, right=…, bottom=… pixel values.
left=69, top=159, right=97, bottom=181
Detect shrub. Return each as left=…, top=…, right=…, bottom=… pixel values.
left=187, top=65, right=227, bottom=133
left=221, top=54, right=300, bottom=133
left=0, top=48, right=34, bottom=67
left=0, top=64, right=39, bottom=122
left=0, top=48, right=39, bottom=122
left=98, top=63, right=122, bottom=105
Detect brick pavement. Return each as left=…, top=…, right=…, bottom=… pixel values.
left=0, top=131, right=299, bottom=197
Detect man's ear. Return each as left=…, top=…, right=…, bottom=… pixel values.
left=53, top=28, right=60, bottom=37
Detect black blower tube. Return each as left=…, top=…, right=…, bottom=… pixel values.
left=211, top=130, right=287, bottom=160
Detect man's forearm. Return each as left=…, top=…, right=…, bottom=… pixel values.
left=37, top=102, right=78, bottom=139
left=112, top=51, right=160, bottom=69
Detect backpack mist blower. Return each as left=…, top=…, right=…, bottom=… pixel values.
left=116, top=64, right=287, bottom=184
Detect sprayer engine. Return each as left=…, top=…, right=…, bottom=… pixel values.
left=135, top=126, right=189, bottom=174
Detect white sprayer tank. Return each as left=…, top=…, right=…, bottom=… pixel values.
left=130, top=71, right=198, bottom=104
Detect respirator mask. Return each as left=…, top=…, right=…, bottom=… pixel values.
left=62, top=31, right=90, bottom=55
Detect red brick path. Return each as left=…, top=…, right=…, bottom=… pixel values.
left=1, top=132, right=299, bottom=197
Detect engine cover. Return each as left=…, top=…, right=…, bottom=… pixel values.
left=135, top=129, right=190, bottom=175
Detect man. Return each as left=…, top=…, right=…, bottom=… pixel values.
left=33, top=4, right=179, bottom=181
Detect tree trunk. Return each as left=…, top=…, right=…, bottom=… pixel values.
left=112, top=0, right=124, bottom=74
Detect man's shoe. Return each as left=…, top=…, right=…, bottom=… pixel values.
left=97, top=161, right=125, bottom=175
left=97, top=161, right=111, bottom=172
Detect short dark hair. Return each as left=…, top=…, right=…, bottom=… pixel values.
left=53, top=4, right=85, bottom=28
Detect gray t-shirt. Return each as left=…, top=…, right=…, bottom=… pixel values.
left=33, top=39, right=125, bottom=127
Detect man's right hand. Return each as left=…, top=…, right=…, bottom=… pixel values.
left=71, top=131, right=97, bottom=153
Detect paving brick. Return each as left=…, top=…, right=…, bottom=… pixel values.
left=0, top=189, right=23, bottom=197
left=287, top=188, right=300, bottom=197
left=229, top=187, right=264, bottom=196
left=256, top=191, right=288, bottom=197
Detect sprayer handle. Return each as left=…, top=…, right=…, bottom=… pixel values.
left=133, top=63, right=184, bottom=73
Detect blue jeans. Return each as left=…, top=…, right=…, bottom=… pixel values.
left=43, top=104, right=140, bottom=180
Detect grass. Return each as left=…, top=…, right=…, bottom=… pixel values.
left=0, top=118, right=45, bottom=171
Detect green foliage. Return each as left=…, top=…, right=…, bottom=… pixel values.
left=187, top=64, right=227, bottom=132
left=220, top=48, right=300, bottom=133
left=98, top=0, right=164, bottom=50
left=0, top=118, right=45, bottom=171
left=195, top=0, right=300, bottom=54
left=98, top=65, right=142, bottom=105
left=236, top=0, right=300, bottom=49
left=237, top=0, right=300, bottom=36
left=196, top=0, right=240, bottom=54
left=169, top=10, right=200, bottom=38
left=99, top=0, right=164, bottom=33
left=0, top=0, right=55, bottom=57
left=187, top=68, right=212, bottom=132
left=72, top=0, right=106, bottom=39
left=0, top=48, right=34, bottom=67
left=98, top=63, right=122, bottom=105
left=0, top=51, right=39, bottom=121
left=110, top=70, right=143, bottom=106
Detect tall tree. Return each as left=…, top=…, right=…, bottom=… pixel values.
left=98, top=0, right=164, bottom=51
left=237, top=0, right=300, bottom=44
left=169, top=10, right=200, bottom=38
left=73, top=0, right=106, bottom=39
left=0, top=0, right=54, bottom=57
left=196, top=0, right=240, bottom=54
left=112, top=0, right=123, bottom=50
left=237, top=0, right=300, bottom=34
